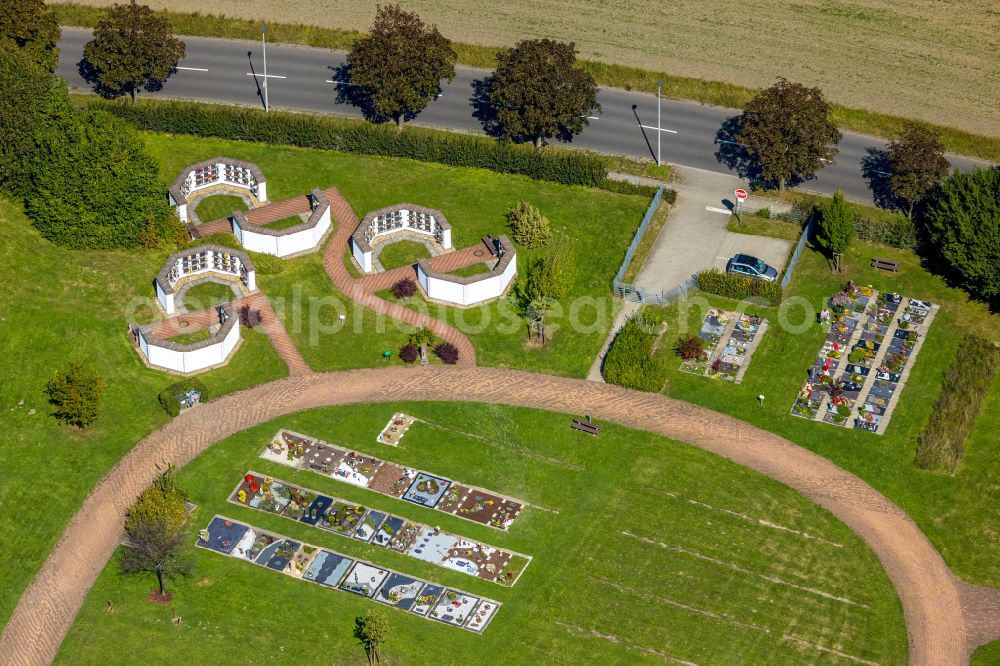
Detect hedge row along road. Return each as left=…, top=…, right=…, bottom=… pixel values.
left=56, top=28, right=991, bottom=204
left=4, top=365, right=1000, bottom=664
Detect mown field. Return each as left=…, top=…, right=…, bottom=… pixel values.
left=56, top=403, right=908, bottom=665
left=53, top=0, right=1000, bottom=137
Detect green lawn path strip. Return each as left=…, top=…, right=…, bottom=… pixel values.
left=196, top=514, right=502, bottom=632
left=230, top=469, right=531, bottom=586
left=264, top=428, right=528, bottom=531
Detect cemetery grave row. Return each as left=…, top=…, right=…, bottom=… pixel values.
left=230, top=471, right=531, bottom=586
left=790, top=283, right=938, bottom=433
left=197, top=516, right=500, bottom=633
left=679, top=308, right=769, bottom=383
left=377, top=413, right=415, bottom=446
left=262, top=429, right=524, bottom=530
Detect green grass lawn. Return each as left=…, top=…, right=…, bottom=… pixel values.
left=179, top=281, right=236, bottom=310
left=448, top=262, right=491, bottom=278
left=725, top=214, right=803, bottom=241
left=56, top=402, right=907, bottom=665
left=193, top=194, right=247, bottom=222
left=264, top=214, right=306, bottom=231
left=377, top=240, right=431, bottom=270
left=971, top=640, right=1000, bottom=665
left=649, top=239, right=1000, bottom=588
left=143, top=133, right=645, bottom=377
left=165, top=328, right=214, bottom=345
left=0, top=199, right=289, bottom=630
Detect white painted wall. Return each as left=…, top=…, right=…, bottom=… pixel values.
left=235, top=208, right=329, bottom=258
left=417, top=252, right=516, bottom=306
left=138, top=320, right=241, bottom=374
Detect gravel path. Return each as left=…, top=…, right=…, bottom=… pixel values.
left=1, top=366, right=994, bottom=665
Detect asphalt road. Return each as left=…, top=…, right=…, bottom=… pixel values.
left=56, top=28, right=990, bottom=203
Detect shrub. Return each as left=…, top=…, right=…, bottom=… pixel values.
left=83, top=98, right=607, bottom=187
left=433, top=342, right=459, bottom=365
left=399, top=343, right=419, bottom=363
left=673, top=334, right=706, bottom=360
left=239, top=305, right=262, bottom=328
left=391, top=278, right=417, bottom=299
left=157, top=378, right=209, bottom=417
left=815, top=190, right=854, bottom=268
left=409, top=327, right=435, bottom=348
left=596, top=178, right=659, bottom=197
left=602, top=312, right=668, bottom=392
left=192, top=233, right=285, bottom=274
left=853, top=212, right=917, bottom=249
left=45, top=362, right=105, bottom=428
left=506, top=200, right=551, bottom=249
left=753, top=207, right=772, bottom=219
left=914, top=336, right=1000, bottom=473
left=696, top=269, right=782, bottom=306
left=126, top=468, right=188, bottom=536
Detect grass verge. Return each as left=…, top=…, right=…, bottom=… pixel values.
left=52, top=2, right=1000, bottom=161
left=622, top=202, right=669, bottom=283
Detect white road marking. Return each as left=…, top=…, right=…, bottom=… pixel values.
left=706, top=206, right=732, bottom=214
left=247, top=72, right=287, bottom=79
left=639, top=124, right=678, bottom=134
left=176, top=66, right=208, bottom=72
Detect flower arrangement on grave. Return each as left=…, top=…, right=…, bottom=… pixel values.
left=249, top=482, right=260, bottom=493
left=244, top=473, right=255, bottom=484
left=238, top=489, right=247, bottom=503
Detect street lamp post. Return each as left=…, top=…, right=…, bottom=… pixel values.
left=262, top=24, right=269, bottom=112
left=656, top=79, right=662, bottom=166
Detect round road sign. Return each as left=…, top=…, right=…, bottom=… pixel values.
left=735, top=189, right=748, bottom=200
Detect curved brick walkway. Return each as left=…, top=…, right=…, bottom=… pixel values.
left=322, top=190, right=477, bottom=366
left=3, top=366, right=995, bottom=665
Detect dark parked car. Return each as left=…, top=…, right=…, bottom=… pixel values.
left=726, top=254, right=778, bottom=281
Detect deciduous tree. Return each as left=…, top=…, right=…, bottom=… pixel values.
left=82, top=0, right=185, bottom=101
left=487, top=39, right=599, bottom=148
left=816, top=190, right=854, bottom=272
left=736, top=78, right=841, bottom=190
left=886, top=121, right=950, bottom=218
left=0, top=0, right=60, bottom=70
left=45, top=362, right=106, bottom=428
left=525, top=231, right=576, bottom=304
left=354, top=609, right=390, bottom=665
left=122, top=468, right=192, bottom=597
left=347, top=4, right=456, bottom=128
left=920, top=167, right=1000, bottom=308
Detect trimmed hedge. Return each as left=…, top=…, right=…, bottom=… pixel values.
left=602, top=313, right=668, bottom=392
left=597, top=178, right=659, bottom=198
left=914, top=336, right=1000, bottom=473
left=82, top=98, right=607, bottom=187
left=696, top=269, right=782, bottom=306
left=853, top=211, right=917, bottom=249
left=157, top=378, right=209, bottom=417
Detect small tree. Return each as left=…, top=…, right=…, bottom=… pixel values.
left=122, top=468, right=192, bottom=598
left=46, top=362, right=106, bottom=428
left=816, top=190, right=854, bottom=272
left=354, top=609, right=390, bottom=665
left=886, top=121, right=950, bottom=218
left=673, top=334, right=706, bottom=361
left=920, top=167, right=1000, bottom=308
left=82, top=0, right=186, bottom=101
left=488, top=39, right=600, bottom=148
left=525, top=232, right=576, bottom=303
left=736, top=78, right=841, bottom=190
left=347, top=4, right=456, bottom=128
left=0, top=0, right=60, bottom=70
left=507, top=200, right=551, bottom=249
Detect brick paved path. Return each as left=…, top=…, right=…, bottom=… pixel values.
left=236, top=293, right=310, bottom=376
left=321, top=190, right=477, bottom=366
left=2, top=366, right=996, bottom=665
left=359, top=244, right=488, bottom=294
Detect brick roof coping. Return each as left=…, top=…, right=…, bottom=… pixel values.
left=234, top=189, right=330, bottom=237
left=136, top=303, right=238, bottom=352
left=168, top=157, right=266, bottom=205
left=417, top=235, right=515, bottom=286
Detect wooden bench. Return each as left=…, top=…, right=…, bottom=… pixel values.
left=570, top=419, right=601, bottom=436
left=871, top=257, right=900, bottom=272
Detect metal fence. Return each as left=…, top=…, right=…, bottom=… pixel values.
left=613, top=275, right=699, bottom=306
left=780, top=213, right=814, bottom=291
left=613, top=185, right=664, bottom=285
